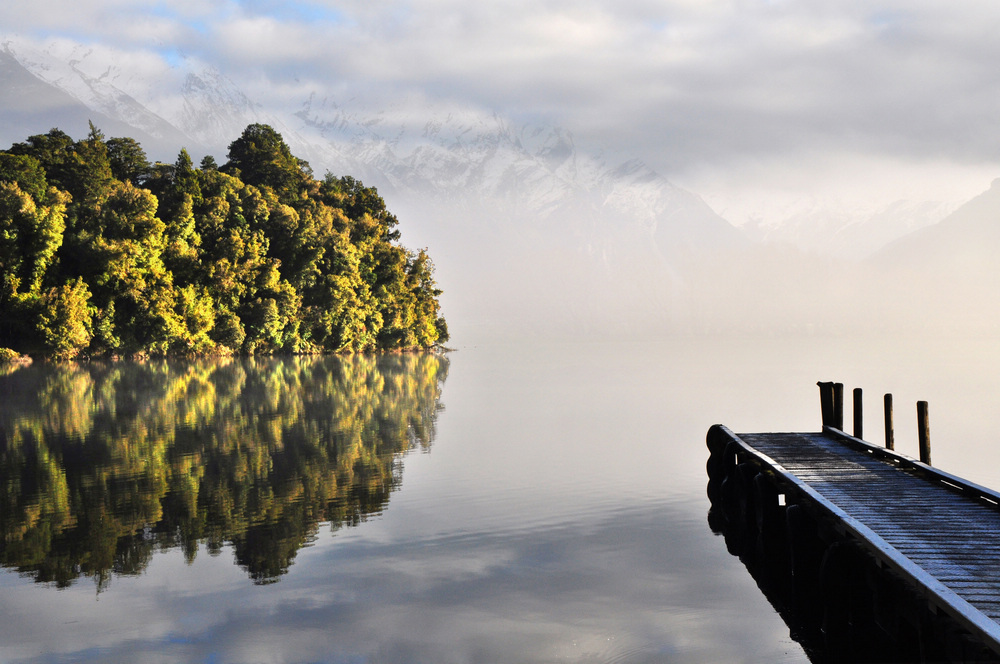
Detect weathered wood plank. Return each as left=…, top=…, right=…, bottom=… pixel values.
left=728, top=427, right=1000, bottom=653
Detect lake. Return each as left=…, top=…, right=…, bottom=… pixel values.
left=1, top=335, right=998, bottom=663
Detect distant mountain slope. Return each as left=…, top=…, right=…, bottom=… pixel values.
left=0, top=49, right=102, bottom=141
left=0, top=44, right=194, bottom=157
left=858, top=178, right=1000, bottom=333
left=292, top=97, right=744, bottom=259
left=742, top=198, right=954, bottom=261
left=876, top=178, right=1000, bottom=270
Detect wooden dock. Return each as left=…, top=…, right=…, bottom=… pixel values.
left=707, top=384, right=1000, bottom=662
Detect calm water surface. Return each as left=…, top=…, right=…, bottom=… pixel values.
left=1, top=336, right=999, bottom=663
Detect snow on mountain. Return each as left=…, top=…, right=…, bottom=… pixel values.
left=291, top=93, right=742, bottom=261
left=0, top=38, right=189, bottom=149
left=173, top=69, right=262, bottom=150
left=740, top=197, right=954, bottom=260
left=0, top=48, right=195, bottom=158
left=1, top=35, right=286, bottom=161
left=843, top=178, right=1000, bottom=334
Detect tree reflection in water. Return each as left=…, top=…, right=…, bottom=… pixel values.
left=0, top=353, right=448, bottom=590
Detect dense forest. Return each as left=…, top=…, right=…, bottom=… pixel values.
left=0, top=123, right=448, bottom=359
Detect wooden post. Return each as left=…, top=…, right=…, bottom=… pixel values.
left=917, top=401, right=931, bottom=465
left=818, top=382, right=833, bottom=427
left=884, top=393, right=894, bottom=450
left=853, top=388, right=863, bottom=439
left=833, top=383, right=844, bottom=430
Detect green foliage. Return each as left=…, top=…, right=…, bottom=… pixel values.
left=222, top=123, right=308, bottom=203
left=322, top=174, right=401, bottom=242
left=0, top=180, right=68, bottom=298
left=35, top=278, right=93, bottom=360
left=0, top=124, right=448, bottom=358
left=105, top=137, right=151, bottom=185
left=0, top=153, right=49, bottom=201
left=7, top=130, right=75, bottom=192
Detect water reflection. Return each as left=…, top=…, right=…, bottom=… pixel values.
left=0, top=353, right=448, bottom=590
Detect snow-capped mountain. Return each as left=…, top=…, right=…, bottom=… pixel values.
left=292, top=94, right=743, bottom=256
left=876, top=178, right=1000, bottom=269
left=174, top=69, right=264, bottom=149
left=0, top=39, right=191, bottom=153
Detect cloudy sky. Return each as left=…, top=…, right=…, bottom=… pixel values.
left=4, top=0, right=1000, bottom=220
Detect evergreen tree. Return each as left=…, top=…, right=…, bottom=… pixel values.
left=36, top=278, right=93, bottom=359
left=106, top=137, right=151, bottom=185
left=222, top=124, right=308, bottom=203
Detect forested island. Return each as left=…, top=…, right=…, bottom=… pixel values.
left=0, top=123, right=448, bottom=359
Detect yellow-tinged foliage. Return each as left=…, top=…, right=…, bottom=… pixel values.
left=0, top=125, right=447, bottom=358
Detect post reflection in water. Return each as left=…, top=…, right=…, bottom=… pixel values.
left=0, top=353, right=449, bottom=590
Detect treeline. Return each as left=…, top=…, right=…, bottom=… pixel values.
left=0, top=123, right=448, bottom=359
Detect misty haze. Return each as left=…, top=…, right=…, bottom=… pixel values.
left=3, top=3, right=1000, bottom=662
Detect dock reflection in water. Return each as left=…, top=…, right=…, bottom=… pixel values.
left=0, top=353, right=448, bottom=590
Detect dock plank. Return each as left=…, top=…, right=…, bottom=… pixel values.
left=734, top=430, right=1000, bottom=646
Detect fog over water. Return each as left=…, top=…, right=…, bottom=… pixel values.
left=396, top=180, right=1000, bottom=346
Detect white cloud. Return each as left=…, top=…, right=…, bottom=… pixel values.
left=4, top=0, right=1000, bottom=210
